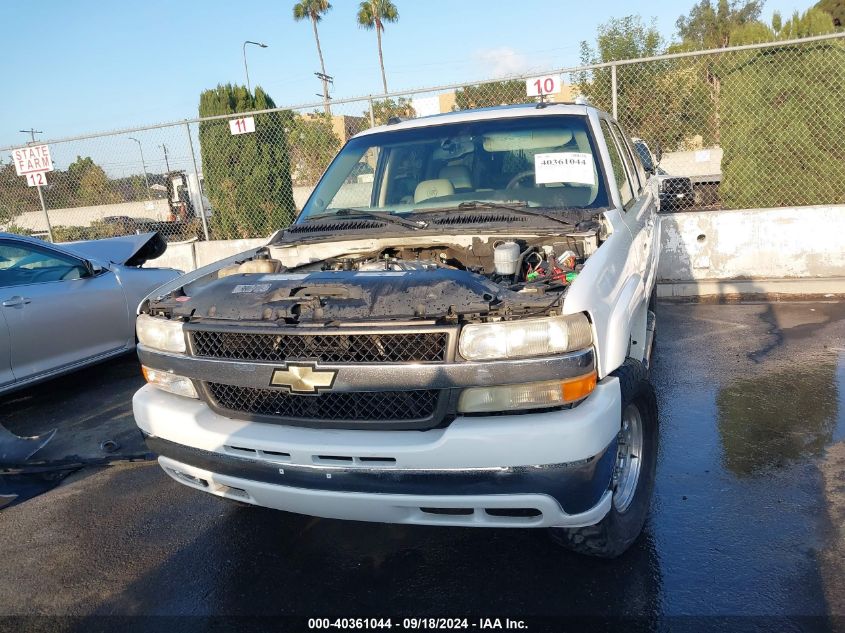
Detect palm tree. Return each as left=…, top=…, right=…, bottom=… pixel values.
left=293, top=0, right=332, bottom=114
left=356, top=0, right=399, bottom=94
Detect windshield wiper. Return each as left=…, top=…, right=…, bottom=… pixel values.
left=453, top=201, right=576, bottom=228
left=334, top=208, right=428, bottom=230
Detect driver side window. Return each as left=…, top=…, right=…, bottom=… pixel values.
left=0, top=240, right=89, bottom=288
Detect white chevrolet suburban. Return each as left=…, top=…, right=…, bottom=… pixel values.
left=133, top=102, right=659, bottom=558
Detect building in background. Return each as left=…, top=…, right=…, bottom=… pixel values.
left=412, top=83, right=579, bottom=117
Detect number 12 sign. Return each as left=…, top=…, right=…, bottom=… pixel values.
left=229, top=116, right=256, bottom=136
left=25, top=172, right=47, bottom=187
left=526, top=75, right=561, bottom=98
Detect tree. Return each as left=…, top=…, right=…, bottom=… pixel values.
left=365, top=97, right=415, bottom=126
left=675, top=0, right=765, bottom=49
left=357, top=0, right=399, bottom=94
left=718, top=36, right=845, bottom=208
left=0, top=162, right=39, bottom=229
left=67, top=156, right=121, bottom=206
left=773, top=7, right=839, bottom=38
left=454, top=80, right=526, bottom=110
left=577, top=15, right=664, bottom=110
left=293, top=0, right=333, bottom=114
left=287, top=112, right=341, bottom=186
left=815, top=0, right=845, bottom=27
left=669, top=2, right=770, bottom=148
left=575, top=17, right=713, bottom=151
left=198, top=84, right=296, bottom=239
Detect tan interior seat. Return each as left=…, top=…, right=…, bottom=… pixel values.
left=438, top=165, right=473, bottom=191
left=414, top=179, right=455, bottom=203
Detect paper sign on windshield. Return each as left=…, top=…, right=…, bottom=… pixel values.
left=534, top=152, right=595, bottom=185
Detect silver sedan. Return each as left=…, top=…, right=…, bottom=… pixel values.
left=0, top=232, right=181, bottom=395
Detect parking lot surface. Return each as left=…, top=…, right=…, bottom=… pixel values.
left=0, top=302, right=843, bottom=627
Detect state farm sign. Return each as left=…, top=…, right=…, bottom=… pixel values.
left=12, top=145, right=54, bottom=176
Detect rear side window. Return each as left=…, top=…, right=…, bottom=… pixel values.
left=612, top=122, right=646, bottom=193
left=601, top=120, right=634, bottom=208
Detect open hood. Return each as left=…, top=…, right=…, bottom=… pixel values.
left=62, top=232, right=167, bottom=267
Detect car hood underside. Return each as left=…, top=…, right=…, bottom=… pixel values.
left=62, top=232, right=167, bottom=267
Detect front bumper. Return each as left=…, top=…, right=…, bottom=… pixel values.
left=133, top=377, right=621, bottom=528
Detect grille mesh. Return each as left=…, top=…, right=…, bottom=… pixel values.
left=191, top=330, right=448, bottom=363
left=207, top=383, right=440, bottom=422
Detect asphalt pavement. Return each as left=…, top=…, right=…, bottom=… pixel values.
left=0, top=301, right=843, bottom=630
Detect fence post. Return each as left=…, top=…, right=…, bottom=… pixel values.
left=184, top=121, right=210, bottom=241
left=36, top=184, right=54, bottom=243
left=611, top=63, right=618, bottom=120
left=368, top=96, right=376, bottom=127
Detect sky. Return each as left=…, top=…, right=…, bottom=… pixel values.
left=1, top=0, right=811, bottom=151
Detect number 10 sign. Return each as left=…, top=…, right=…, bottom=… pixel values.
left=526, top=75, right=561, bottom=98
left=229, top=116, right=256, bottom=135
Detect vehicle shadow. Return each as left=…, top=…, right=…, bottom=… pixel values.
left=84, top=496, right=663, bottom=619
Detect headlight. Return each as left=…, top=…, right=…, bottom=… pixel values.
left=136, top=314, right=186, bottom=353
left=142, top=366, right=198, bottom=399
left=459, top=313, right=592, bottom=361
left=458, top=372, right=597, bottom=414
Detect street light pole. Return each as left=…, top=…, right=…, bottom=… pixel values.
left=242, top=40, right=268, bottom=93
left=128, top=137, right=152, bottom=200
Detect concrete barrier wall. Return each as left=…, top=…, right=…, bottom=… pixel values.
left=149, top=205, right=845, bottom=298
left=7, top=199, right=172, bottom=233
left=150, top=238, right=264, bottom=273
left=658, top=204, right=845, bottom=297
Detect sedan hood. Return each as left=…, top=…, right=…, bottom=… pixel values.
left=62, top=232, right=167, bottom=267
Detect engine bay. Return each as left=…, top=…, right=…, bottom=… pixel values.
left=276, top=220, right=601, bottom=292
left=148, top=223, right=605, bottom=325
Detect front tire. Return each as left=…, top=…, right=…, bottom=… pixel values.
left=549, top=359, right=658, bottom=558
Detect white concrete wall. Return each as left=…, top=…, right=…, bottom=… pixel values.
left=658, top=204, right=845, bottom=297
left=7, top=199, right=171, bottom=232
left=293, top=186, right=314, bottom=210
left=660, top=146, right=723, bottom=180
left=150, top=238, right=265, bottom=273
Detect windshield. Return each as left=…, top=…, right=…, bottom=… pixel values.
left=298, top=114, right=609, bottom=221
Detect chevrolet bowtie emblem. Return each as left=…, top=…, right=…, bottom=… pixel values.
left=270, top=363, right=337, bottom=394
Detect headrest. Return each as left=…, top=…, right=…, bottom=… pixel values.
left=414, top=179, right=455, bottom=203
left=438, top=165, right=472, bottom=189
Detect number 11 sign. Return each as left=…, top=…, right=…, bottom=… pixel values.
left=229, top=116, right=256, bottom=135
left=526, top=75, right=561, bottom=98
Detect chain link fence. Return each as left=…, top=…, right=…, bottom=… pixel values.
left=1, top=32, right=843, bottom=243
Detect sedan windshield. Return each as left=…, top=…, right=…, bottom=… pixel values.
left=298, top=114, right=609, bottom=221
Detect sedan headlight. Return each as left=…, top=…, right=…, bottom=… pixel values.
left=459, top=313, right=592, bottom=361
left=136, top=314, right=186, bottom=354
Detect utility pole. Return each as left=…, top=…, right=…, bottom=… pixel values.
left=314, top=72, right=334, bottom=115
left=19, top=128, right=41, bottom=142
left=19, top=128, right=54, bottom=243
left=159, top=144, right=171, bottom=173
left=128, top=137, right=152, bottom=200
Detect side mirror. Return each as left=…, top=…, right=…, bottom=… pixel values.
left=654, top=143, right=663, bottom=166
left=83, top=260, right=105, bottom=277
